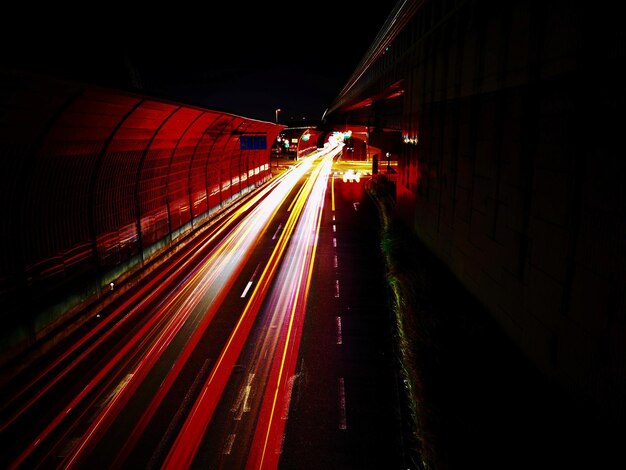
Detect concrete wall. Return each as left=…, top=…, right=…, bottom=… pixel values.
left=394, top=0, right=625, bottom=418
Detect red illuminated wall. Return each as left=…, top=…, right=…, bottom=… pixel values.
left=0, top=71, right=282, bottom=328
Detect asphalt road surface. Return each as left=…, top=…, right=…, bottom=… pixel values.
left=0, top=150, right=406, bottom=469
left=279, top=168, right=405, bottom=469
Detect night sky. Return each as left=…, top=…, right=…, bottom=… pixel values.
left=1, top=1, right=400, bottom=123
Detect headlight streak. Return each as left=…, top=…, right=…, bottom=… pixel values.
left=64, top=155, right=324, bottom=469
left=250, top=155, right=333, bottom=470
left=161, top=151, right=337, bottom=470
left=61, top=225, right=256, bottom=468
left=161, top=182, right=308, bottom=468
left=0, top=169, right=286, bottom=437
left=7, top=151, right=329, bottom=470
left=22, top=201, right=267, bottom=470
left=5, top=144, right=342, bottom=470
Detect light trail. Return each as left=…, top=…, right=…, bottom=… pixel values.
left=248, top=153, right=333, bottom=470
left=5, top=144, right=343, bottom=469
left=0, top=170, right=288, bottom=436
left=60, top=229, right=251, bottom=468
left=5, top=147, right=337, bottom=469
left=160, top=177, right=309, bottom=468
left=162, top=150, right=338, bottom=470
left=105, top=151, right=329, bottom=469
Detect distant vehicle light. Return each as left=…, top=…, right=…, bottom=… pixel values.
left=342, top=169, right=361, bottom=183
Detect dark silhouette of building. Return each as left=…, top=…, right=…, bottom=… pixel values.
left=323, top=0, right=625, bottom=422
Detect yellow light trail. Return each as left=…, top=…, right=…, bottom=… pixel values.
left=161, top=152, right=328, bottom=470
left=255, top=154, right=333, bottom=469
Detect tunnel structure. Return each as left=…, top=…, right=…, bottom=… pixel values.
left=0, top=71, right=283, bottom=359
left=323, top=0, right=625, bottom=419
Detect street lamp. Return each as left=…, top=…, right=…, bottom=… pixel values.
left=275, top=108, right=281, bottom=124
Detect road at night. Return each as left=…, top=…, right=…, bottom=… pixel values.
left=278, top=165, right=405, bottom=469
left=0, top=145, right=404, bottom=469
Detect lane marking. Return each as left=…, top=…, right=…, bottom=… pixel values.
left=333, top=238, right=337, bottom=248
left=272, top=223, right=283, bottom=240
left=335, top=279, right=340, bottom=298
left=232, top=373, right=254, bottom=419
left=242, top=386, right=252, bottom=413
left=281, top=375, right=296, bottom=420
left=353, top=202, right=360, bottom=211
left=223, top=433, right=236, bottom=455
left=240, top=281, right=253, bottom=298
left=333, top=254, right=338, bottom=269
left=241, top=263, right=262, bottom=298
left=332, top=214, right=335, bottom=221
left=99, top=373, right=133, bottom=409
left=332, top=224, right=336, bottom=232
left=338, top=378, right=347, bottom=430
left=336, top=316, right=343, bottom=345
